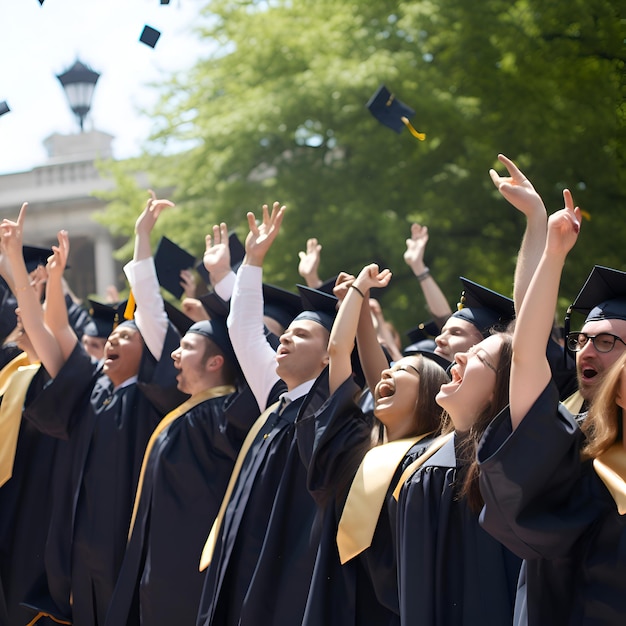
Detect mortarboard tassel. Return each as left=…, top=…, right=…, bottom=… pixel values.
left=401, top=116, right=426, bottom=141
left=124, top=290, right=136, bottom=321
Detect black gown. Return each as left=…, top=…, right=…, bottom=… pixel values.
left=22, top=327, right=184, bottom=626
left=196, top=374, right=329, bottom=626
left=104, top=385, right=259, bottom=626
left=0, top=366, right=57, bottom=626
left=297, top=376, right=437, bottom=626
left=395, top=432, right=521, bottom=626
left=478, top=381, right=626, bottom=625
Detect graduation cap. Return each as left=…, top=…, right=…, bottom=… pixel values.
left=405, top=320, right=440, bottom=345
left=198, top=291, right=230, bottom=319
left=263, top=284, right=303, bottom=332
left=163, top=300, right=195, bottom=336
left=196, top=231, right=246, bottom=286
left=160, top=0, right=171, bottom=4
left=296, top=284, right=338, bottom=332
left=366, top=84, right=425, bottom=141
left=0, top=101, right=9, bottom=117
left=22, top=245, right=54, bottom=273
left=451, top=277, right=515, bottom=338
left=568, top=265, right=626, bottom=323
left=154, top=236, right=197, bottom=300
left=83, top=300, right=130, bottom=337
left=140, top=25, right=161, bottom=48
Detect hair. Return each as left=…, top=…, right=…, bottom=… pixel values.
left=440, top=330, right=514, bottom=512
left=202, top=338, right=239, bottom=386
left=581, top=350, right=625, bottom=460
left=409, top=355, right=449, bottom=436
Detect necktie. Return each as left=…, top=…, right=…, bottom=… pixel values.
left=336, top=432, right=433, bottom=564
left=0, top=357, right=41, bottom=487
left=127, top=385, right=235, bottom=539
left=593, top=444, right=626, bottom=514
left=392, top=432, right=455, bottom=501
left=199, top=399, right=281, bottom=571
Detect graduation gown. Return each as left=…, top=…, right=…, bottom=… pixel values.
left=104, top=385, right=259, bottom=626
left=22, top=327, right=184, bottom=626
left=297, top=377, right=437, bottom=626
left=0, top=366, right=57, bottom=626
left=478, top=381, right=626, bottom=625
left=395, top=433, right=521, bottom=626
left=196, top=374, right=329, bottom=626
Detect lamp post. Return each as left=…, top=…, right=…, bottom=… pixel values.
left=56, top=59, right=100, bottom=132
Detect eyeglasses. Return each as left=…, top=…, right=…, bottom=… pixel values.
left=566, top=332, right=626, bottom=354
left=466, top=346, right=498, bottom=374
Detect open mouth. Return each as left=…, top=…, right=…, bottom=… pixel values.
left=581, top=367, right=598, bottom=381
left=376, top=381, right=395, bottom=400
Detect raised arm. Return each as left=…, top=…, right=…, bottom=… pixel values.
left=123, top=190, right=173, bottom=361
left=403, top=223, right=452, bottom=325
left=298, top=238, right=323, bottom=289
left=331, top=269, right=392, bottom=396
left=489, top=154, right=548, bottom=313
left=228, top=203, right=285, bottom=407
left=510, top=190, right=580, bottom=429
left=0, top=203, right=66, bottom=377
left=203, top=222, right=236, bottom=300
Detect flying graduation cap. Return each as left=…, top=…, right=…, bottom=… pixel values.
left=140, top=25, right=161, bottom=48
left=154, top=236, right=197, bottom=300
left=0, top=101, right=9, bottom=117
left=366, top=84, right=425, bottom=141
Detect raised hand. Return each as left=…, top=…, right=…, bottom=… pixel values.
left=203, top=222, right=233, bottom=285
left=0, top=202, right=27, bottom=262
left=353, top=263, right=392, bottom=294
left=135, top=189, right=175, bottom=237
left=47, top=230, right=70, bottom=282
left=297, top=238, right=323, bottom=288
left=545, top=189, right=581, bottom=258
left=489, top=154, right=546, bottom=217
left=179, top=269, right=197, bottom=299
left=244, top=201, right=285, bottom=266
left=403, top=223, right=429, bottom=274
left=332, top=271, right=356, bottom=303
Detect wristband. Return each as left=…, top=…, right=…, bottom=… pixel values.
left=350, top=284, right=365, bottom=298
left=416, top=268, right=430, bottom=282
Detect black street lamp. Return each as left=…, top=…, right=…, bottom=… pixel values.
left=56, top=59, right=100, bottom=132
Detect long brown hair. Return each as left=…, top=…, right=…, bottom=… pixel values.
left=441, top=330, right=514, bottom=511
left=410, top=354, right=449, bottom=436
left=581, top=351, right=626, bottom=460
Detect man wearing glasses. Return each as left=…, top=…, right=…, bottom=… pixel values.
left=563, top=265, right=626, bottom=417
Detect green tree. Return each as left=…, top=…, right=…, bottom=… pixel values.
left=99, top=0, right=624, bottom=342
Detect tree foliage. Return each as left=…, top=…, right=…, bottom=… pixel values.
left=99, top=0, right=625, bottom=342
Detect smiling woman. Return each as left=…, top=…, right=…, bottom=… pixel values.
left=0, top=0, right=208, bottom=174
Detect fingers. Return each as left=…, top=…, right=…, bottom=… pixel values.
left=17, top=202, right=27, bottom=229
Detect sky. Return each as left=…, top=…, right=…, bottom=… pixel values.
left=0, top=0, right=210, bottom=174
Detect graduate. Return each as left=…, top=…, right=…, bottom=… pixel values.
left=393, top=281, right=521, bottom=626
left=296, top=263, right=449, bottom=625
left=478, top=191, right=626, bottom=624
left=196, top=202, right=331, bottom=626
left=103, top=206, right=258, bottom=626
left=3, top=198, right=184, bottom=626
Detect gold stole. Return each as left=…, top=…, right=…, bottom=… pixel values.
left=593, top=444, right=626, bottom=515
left=25, top=612, right=72, bottom=626
left=127, top=385, right=235, bottom=540
left=0, top=354, right=41, bottom=487
left=199, top=400, right=281, bottom=571
left=336, top=432, right=433, bottom=565
left=392, top=432, right=455, bottom=501
left=562, top=390, right=585, bottom=415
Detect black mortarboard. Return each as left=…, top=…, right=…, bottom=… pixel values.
left=186, top=318, right=238, bottom=367
left=0, top=102, right=9, bottom=117
left=83, top=299, right=123, bottom=338
left=22, top=245, right=53, bottom=273
left=163, top=300, right=195, bottom=336
left=263, top=284, right=303, bottom=331
left=295, top=284, right=338, bottom=332
left=199, top=291, right=230, bottom=320
left=451, top=277, right=515, bottom=338
left=196, top=231, right=246, bottom=285
left=140, top=25, right=161, bottom=48
left=366, top=84, right=425, bottom=140
left=154, top=236, right=196, bottom=299
left=160, top=0, right=171, bottom=4
left=569, top=265, right=626, bottom=323
left=405, top=320, right=440, bottom=345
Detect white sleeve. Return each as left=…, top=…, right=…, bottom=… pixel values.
left=123, top=257, right=168, bottom=361
left=213, top=270, right=236, bottom=302
left=227, top=265, right=280, bottom=409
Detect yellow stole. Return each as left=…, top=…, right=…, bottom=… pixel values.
left=199, top=400, right=281, bottom=571
left=336, top=432, right=433, bottom=565
left=25, top=612, right=71, bottom=626
left=593, top=444, right=626, bottom=515
left=562, top=390, right=585, bottom=415
left=0, top=353, right=41, bottom=487
left=127, top=385, right=235, bottom=540
left=392, top=432, right=456, bottom=501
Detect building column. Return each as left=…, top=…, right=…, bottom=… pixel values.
left=93, top=231, right=116, bottom=298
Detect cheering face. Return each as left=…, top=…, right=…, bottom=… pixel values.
left=275, top=319, right=329, bottom=389
left=82, top=335, right=107, bottom=362
left=434, top=318, right=483, bottom=364
left=436, top=334, right=503, bottom=433
left=102, top=325, right=144, bottom=387
left=171, top=333, right=214, bottom=396
left=576, top=319, right=626, bottom=402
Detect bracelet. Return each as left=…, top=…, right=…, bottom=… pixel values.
left=416, top=268, right=431, bottom=282
left=350, top=284, right=365, bottom=298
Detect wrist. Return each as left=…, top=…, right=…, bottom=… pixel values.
left=416, top=267, right=431, bottom=282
